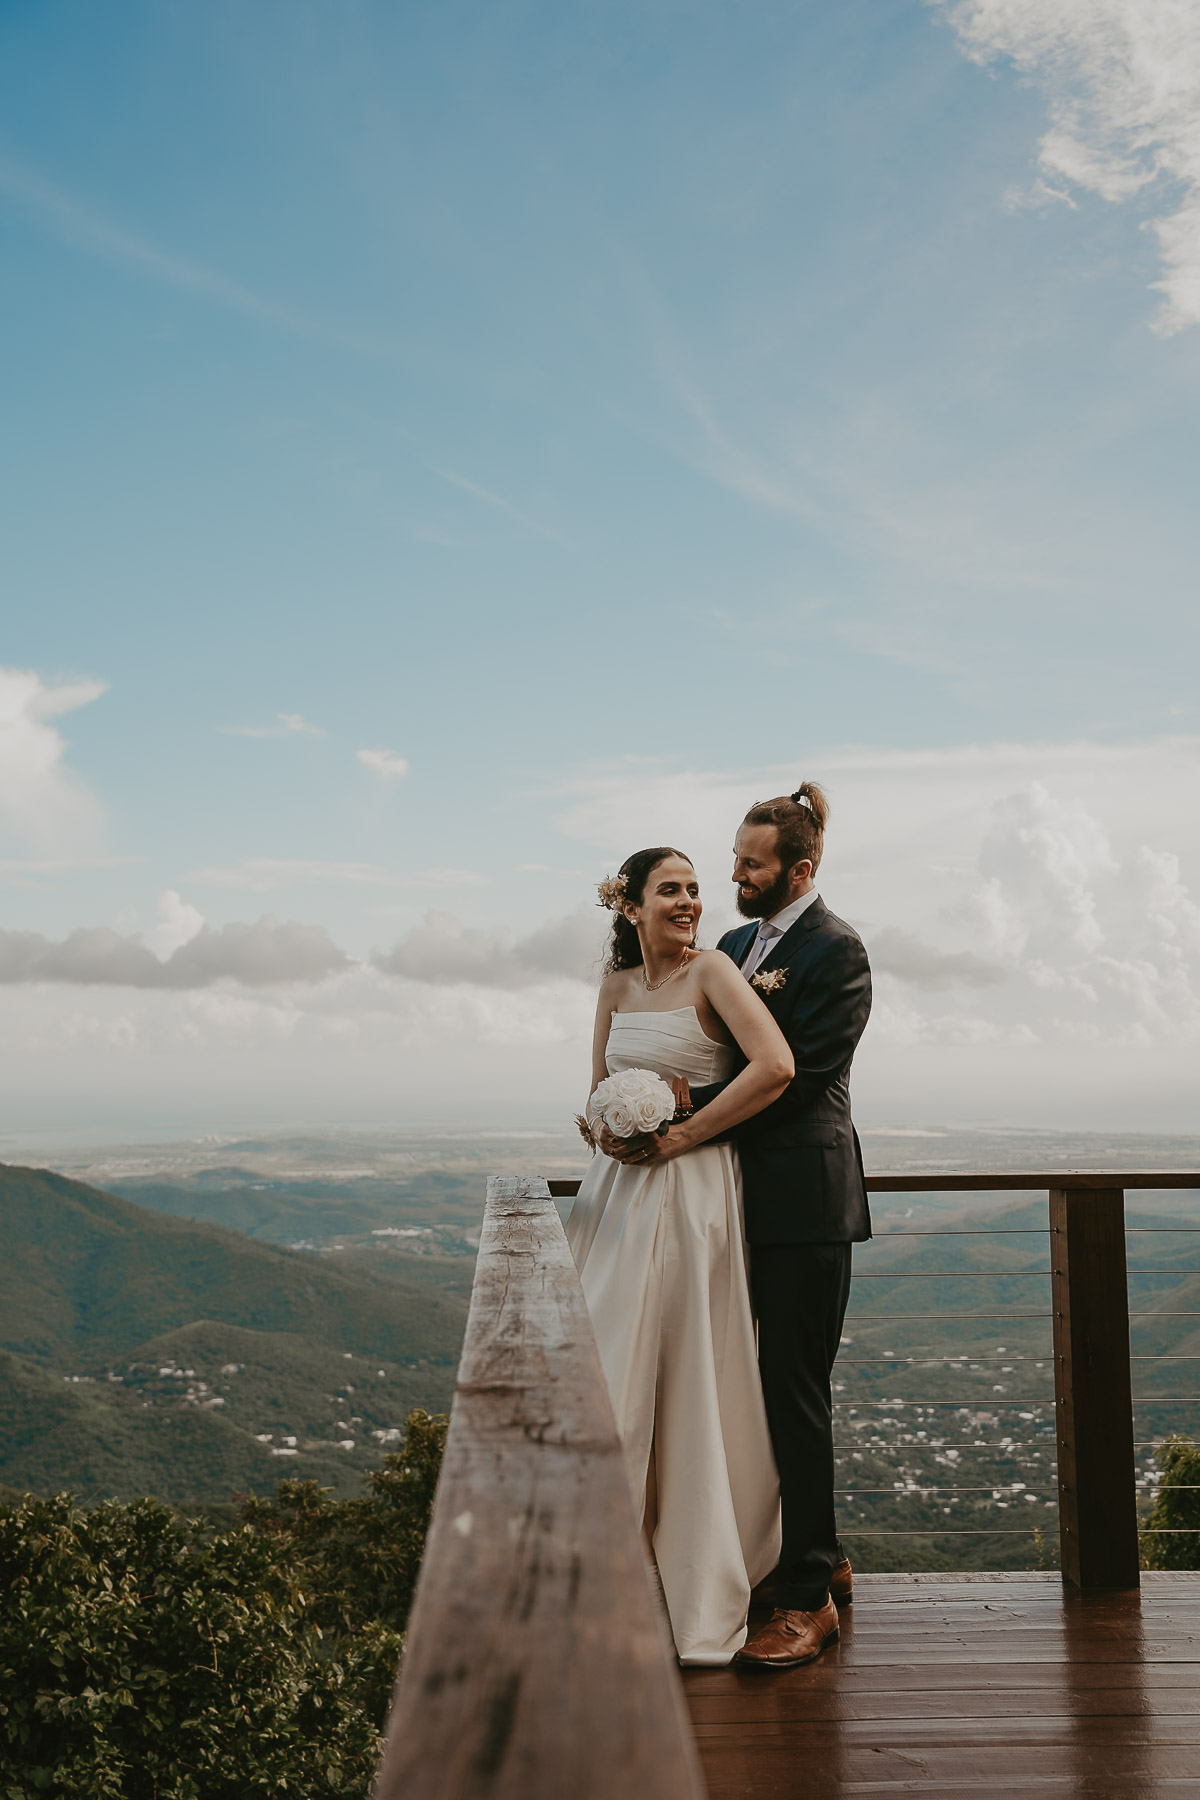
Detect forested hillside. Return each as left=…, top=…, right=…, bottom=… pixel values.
left=0, top=1163, right=468, bottom=1507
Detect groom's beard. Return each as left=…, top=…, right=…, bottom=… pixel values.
left=735, top=867, right=794, bottom=920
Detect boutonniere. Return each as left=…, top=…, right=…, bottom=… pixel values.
left=751, top=967, right=788, bottom=993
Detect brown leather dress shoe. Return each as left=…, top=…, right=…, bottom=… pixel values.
left=735, top=1599, right=839, bottom=1669
left=830, top=1556, right=853, bottom=1607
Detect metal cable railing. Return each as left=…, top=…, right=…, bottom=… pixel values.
left=835, top=1184, right=1199, bottom=1570
left=548, top=1171, right=1199, bottom=1581
left=1128, top=1226, right=1200, bottom=1543
left=835, top=1214, right=1058, bottom=1559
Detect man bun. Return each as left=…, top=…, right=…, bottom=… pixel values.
left=744, top=781, right=828, bottom=874
left=789, top=781, right=829, bottom=833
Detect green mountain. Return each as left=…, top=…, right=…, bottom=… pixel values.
left=0, top=1163, right=469, bottom=1508
left=104, top=1161, right=486, bottom=1252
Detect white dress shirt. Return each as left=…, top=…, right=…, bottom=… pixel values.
left=741, top=888, right=820, bottom=980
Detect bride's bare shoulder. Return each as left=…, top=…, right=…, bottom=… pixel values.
left=598, top=967, right=633, bottom=1006
left=690, top=947, right=740, bottom=987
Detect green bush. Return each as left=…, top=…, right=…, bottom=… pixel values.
left=0, top=1410, right=447, bottom=1798
left=1140, top=1436, right=1200, bottom=1570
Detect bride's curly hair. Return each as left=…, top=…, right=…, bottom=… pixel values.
left=601, top=846, right=694, bottom=973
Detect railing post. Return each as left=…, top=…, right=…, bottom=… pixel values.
left=1050, top=1186, right=1140, bottom=1589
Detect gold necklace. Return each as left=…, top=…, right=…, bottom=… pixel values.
left=641, top=950, right=691, bottom=992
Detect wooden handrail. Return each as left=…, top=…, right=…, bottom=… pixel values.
left=548, top=1171, right=1200, bottom=1196
left=545, top=1169, right=1198, bottom=1593
left=374, top=1177, right=706, bottom=1800
left=866, top=1171, right=1199, bottom=1192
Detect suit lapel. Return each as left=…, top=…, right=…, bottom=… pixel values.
left=756, top=895, right=827, bottom=974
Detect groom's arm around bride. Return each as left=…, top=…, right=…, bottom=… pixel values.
left=626, top=783, right=872, bottom=1247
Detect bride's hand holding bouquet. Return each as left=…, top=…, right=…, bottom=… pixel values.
left=576, top=1068, right=687, bottom=1155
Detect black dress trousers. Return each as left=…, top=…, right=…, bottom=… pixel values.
left=750, top=1240, right=853, bottom=1612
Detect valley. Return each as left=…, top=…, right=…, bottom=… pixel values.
left=3, top=1123, right=1196, bottom=1563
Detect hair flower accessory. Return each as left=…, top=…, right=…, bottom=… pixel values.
left=751, top=967, right=788, bottom=994
left=596, top=873, right=628, bottom=911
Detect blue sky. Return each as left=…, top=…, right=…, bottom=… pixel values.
left=2, top=0, right=1199, bottom=1133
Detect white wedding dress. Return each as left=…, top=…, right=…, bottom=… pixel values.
left=565, top=1006, right=781, bottom=1665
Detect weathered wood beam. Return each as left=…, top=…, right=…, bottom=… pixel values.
left=373, top=1176, right=706, bottom=1800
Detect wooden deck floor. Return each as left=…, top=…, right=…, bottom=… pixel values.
left=682, top=1572, right=1200, bottom=1797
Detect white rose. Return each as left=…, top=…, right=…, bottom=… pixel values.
left=632, top=1091, right=671, bottom=1133
left=606, top=1100, right=636, bottom=1137
left=618, top=1069, right=657, bottom=1099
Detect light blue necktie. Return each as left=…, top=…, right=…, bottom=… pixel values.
left=742, top=922, right=780, bottom=981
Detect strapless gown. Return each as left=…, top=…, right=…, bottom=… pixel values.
left=565, top=1006, right=781, bottom=1665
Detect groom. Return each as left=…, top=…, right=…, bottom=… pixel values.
left=613, top=781, right=872, bottom=1667
left=715, top=782, right=871, bottom=1667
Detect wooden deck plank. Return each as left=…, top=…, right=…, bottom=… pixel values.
left=692, top=1719, right=1200, bottom=1743
left=689, top=1691, right=1200, bottom=1723
left=685, top=1666, right=1200, bottom=1702
left=684, top=1574, right=1200, bottom=1797
left=697, top=1747, right=1200, bottom=1797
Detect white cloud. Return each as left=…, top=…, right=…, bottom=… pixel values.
left=144, top=891, right=205, bottom=961
left=223, top=713, right=325, bottom=739
left=0, top=666, right=107, bottom=853
left=356, top=748, right=409, bottom=780
left=867, top=928, right=1006, bottom=990
left=0, top=913, right=349, bottom=988
left=552, top=737, right=1200, bottom=1069
left=187, top=858, right=488, bottom=890
left=374, top=906, right=606, bottom=988
left=932, top=0, right=1200, bottom=331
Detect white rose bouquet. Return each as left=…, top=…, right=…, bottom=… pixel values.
left=588, top=1068, right=677, bottom=1141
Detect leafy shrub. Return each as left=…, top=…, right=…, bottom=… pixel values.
left=237, top=1409, right=448, bottom=1718
left=1140, top=1436, right=1200, bottom=1570
left=0, top=1410, right=447, bottom=1798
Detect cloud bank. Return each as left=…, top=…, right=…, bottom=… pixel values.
left=554, top=738, right=1200, bottom=1056
left=933, top=0, right=1200, bottom=331
left=866, top=929, right=1006, bottom=990
left=2, top=735, right=1197, bottom=1127
left=0, top=666, right=106, bottom=853
left=374, top=907, right=606, bottom=988
left=0, top=913, right=349, bottom=988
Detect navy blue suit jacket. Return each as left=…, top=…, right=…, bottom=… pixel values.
left=694, top=896, right=872, bottom=1245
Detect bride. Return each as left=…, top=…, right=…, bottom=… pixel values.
left=565, top=844, right=794, bottom=1665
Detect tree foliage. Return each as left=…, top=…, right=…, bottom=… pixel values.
left=1141, top=1436, right=1200, bottom=1570
left=0, top=1410, right=447, bottom=1798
